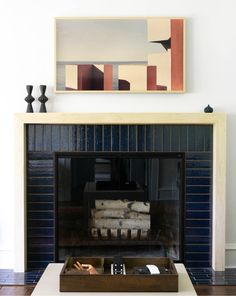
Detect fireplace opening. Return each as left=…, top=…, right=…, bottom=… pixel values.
left=54, top=152, right=185, bottom=263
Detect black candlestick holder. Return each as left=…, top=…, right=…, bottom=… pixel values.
left=38, top=85, right=48, bottom=113
left=24, top=85, right=35, bottom=113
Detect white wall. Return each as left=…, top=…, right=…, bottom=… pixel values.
left=0, top=0, right=236, bottom=268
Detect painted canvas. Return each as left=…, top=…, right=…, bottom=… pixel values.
left=55, top=17, right=185, bottom=93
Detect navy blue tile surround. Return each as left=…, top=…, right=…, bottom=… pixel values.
left=26, top=124, right=213, bottom=270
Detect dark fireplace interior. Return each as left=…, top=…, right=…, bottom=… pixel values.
left=55, top=152, right=185, bottom=262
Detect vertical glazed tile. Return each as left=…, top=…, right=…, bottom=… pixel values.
left=51, top=125, right=60, bottom=151
left=137, top=125, right=145, bottom=151
left=95, top=125, right=103, bottom=151
left=60, top=126, right=69, bottom=151
left=171, top=125, right=180, bottom=151
left=120, top=125, right=128, bottom=151
left=77, top=125, right=85, bottom=151
left=103, top=125, right=111, bottom=151
left=43, top=125, right=52, bottom=152
left=163, top=126, right=171, bottom=152
left=68, top=125, right=77, bottom=151
left=187, top=126, right=196, bottom=152
left=112, top=125, right=119, bottom=151
left=27, top=124, right=35, bottom=152
left=129, top=125, right=137, bottom=151
left=35, top=125, right=44, bottom=152
left=146, top=125, right=154, bottom=151
left=87, top=125, right=95, bottom=151
left=204, top=125, right=213, bottom=152
left=194, top=125, right=205, bottom=151
left=153, top=125, right=163, bottom=151
left=179, top=125, right=188, bottom=151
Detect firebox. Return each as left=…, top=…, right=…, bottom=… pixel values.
left=54, top=152, right=185, bottom=263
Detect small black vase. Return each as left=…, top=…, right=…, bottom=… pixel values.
left=38, top=85, right=48, bottom=113
left=204, top=105, right=213, bottom=113
left=24, top=85, right=35, bottom=113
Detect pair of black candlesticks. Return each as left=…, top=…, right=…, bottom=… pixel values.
left=24, top=85, right=48, bottom=113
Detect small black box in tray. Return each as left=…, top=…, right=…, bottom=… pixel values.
left=60, top=256, right=178, bottom=292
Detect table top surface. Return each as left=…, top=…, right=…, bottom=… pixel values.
left=32, top=263, right=197, bottom=296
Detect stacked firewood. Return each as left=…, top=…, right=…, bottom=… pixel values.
left=90, top=200, right=150, bottom=240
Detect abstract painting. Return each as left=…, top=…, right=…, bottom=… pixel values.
left=55, top=17, right=185, bottom=93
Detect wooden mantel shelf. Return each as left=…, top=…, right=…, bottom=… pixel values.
left=14, top=112, right=227, bottom=272
left=15, top=112, right=226, bottom=125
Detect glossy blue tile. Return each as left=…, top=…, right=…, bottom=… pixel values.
left=179, top=125, right=188, bottom=151
left=185, top=228, right=210, bottom=236
left=28, top=261, right=52, bottom=269
left=86, top=125, right=95, bottom=151
left=28, top=228, right=54, bottom=236
left=186, top=161, right=212, bottom=169
left=120, top=125, right=128, bottom=151
left=28, top=211, right=54, bottom=220
left=185, top=219, right=210, bottom=228
left=146, top=125, right=154, bottom=151
left=185, top=261, right=211, bottom=268
left=204, top=125, right=213, bottom=152
left=186, top=194, right=211, bottom=203
left=171, top=126, right=180, bottom=151
left=60, top=126, right=70, bottom=151
left=186, top=177, right=211, bottom=186
left=186, top=169, right=211, bottom=177
left=28, top=194, right=53, bottom=203
left=28, top=245, right=54, bottom=253
left=185, top=253, right=211, bottom=261
left=28, top=253, right=54, bottom=261
left=27, top=125, right=35, bottom=151
left=137, top=125, right=145, bottom=151
left=185, top=245, right=210, bottom=253
left=95, top=125, right=103, bottom=151
left=186, top=211, right=210, bottom=219
left=112, top=125, right=120, bottom=151
left=163, top=126, right=171, bottom=152
left=129, top=125, right=137, bottom=151
left=186, top=152, right=212, bottom=161
left=186, top=186, right=211, bottom=194
left=29, top=237, right=54, bottom=245
left=28, top=177, right=53, bottom=186
left=103, top=125, right=111, bottom=151
left=153, top=125, right=163, bottom=151
left=28, top=202, right=54, bottom=211
left=185, top=236, right=210, bottom=244
left=28, top=219, right=53, bottom=228
left=186, top=203, right=210, bottom=211
left=27, top=186, right=53, bottom=194
left=51, top=125, right=60, bottom=151
left=77, top=125, right=85, bottom=151
left=194, top=126, right=207, bottom=152
left=35, top=125, right=44, bottom=151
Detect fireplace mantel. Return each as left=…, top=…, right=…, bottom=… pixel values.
left=14, top=113, right=227, bottom=271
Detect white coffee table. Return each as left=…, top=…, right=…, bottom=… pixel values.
left=32, top=263, right=197, bottom=295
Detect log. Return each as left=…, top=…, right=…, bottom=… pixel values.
left=140, top=229, right=149, bottom=239
left=130, top=229, right=138, bottom=239
left=91, top=228, right=99, bottom=238
left=100, top=228, right=108, bottom=238
left=91, top=218, right=150, bottom=230
left=91, top=209, right=150, bottom=220
left=110, top=228, right=118, bottom=238
left=121, top=229, right=129, bottom=239
left=95, top=200, right=150, bottom=213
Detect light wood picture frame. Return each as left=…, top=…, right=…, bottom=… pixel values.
left=55, top=17, right=185, bottom=93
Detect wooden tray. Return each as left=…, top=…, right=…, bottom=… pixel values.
left=60, top=257, right=178, bottom=292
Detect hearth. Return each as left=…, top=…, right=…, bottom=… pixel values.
left=54, top=152, right=185, bottom=262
